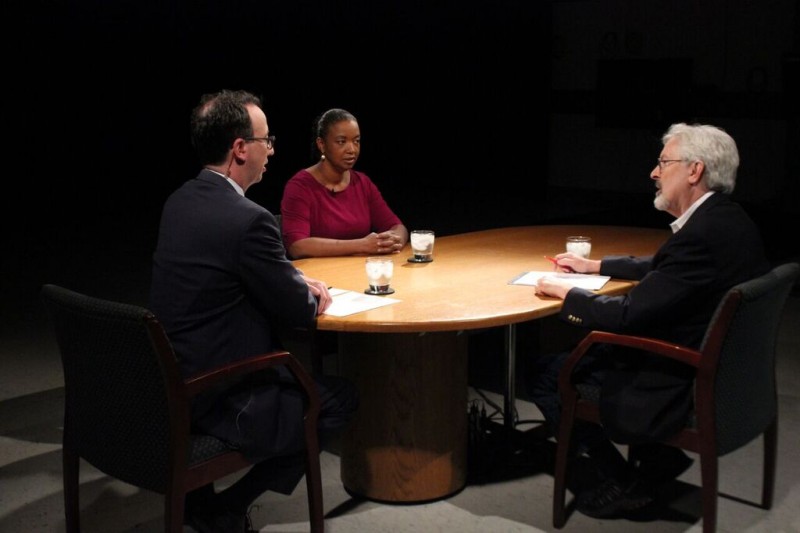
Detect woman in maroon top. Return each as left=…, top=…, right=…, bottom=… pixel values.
left=280, top=108, right=408, bottom=259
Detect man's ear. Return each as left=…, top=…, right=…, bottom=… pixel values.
left=688, top=160, right=705, bottom=185
left=231, top=138, right=247, bottom=163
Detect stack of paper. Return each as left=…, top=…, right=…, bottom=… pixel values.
left=509, top=271, right=611, bottom=291
left=324, top=288, right=401, bottom=317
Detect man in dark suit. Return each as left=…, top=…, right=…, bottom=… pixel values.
left=150, top=89, right=358, bottom=532
left=529, top=123, right=769, bottom=519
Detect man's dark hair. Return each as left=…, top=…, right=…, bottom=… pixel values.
left=190, top=89, right=262, bottom=166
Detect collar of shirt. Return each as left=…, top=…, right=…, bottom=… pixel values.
left=670, top=191, right=715, bottom=233
left=225, top=176, right=244, bottom=196
left=203, top=168, right=245, bottom=197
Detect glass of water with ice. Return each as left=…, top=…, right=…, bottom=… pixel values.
left=409, top=230, right=435, bottom=263
left=566, top=235, right=592, bottom=258
left=365, top=257, right=395, bottom=295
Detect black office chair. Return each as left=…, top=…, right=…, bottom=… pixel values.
left=551, top=262, right=799, bottom=532
left=40, top=284, right=325, bottom=533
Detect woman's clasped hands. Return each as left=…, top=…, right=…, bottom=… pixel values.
left=366, top=230, right=404, bottom=255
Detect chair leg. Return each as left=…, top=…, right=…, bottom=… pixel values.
left=302, top=390, right=325, bottom=533
left=166, top=490, right=185, bottom=533
left=762, top=418, right=777, bottom=509
left=63, top=444, right=80, bottom=533
left=552, top=401, right=576, bottom=529
left=305, top=441, right=324, bottom=533
left=698, top=451, right=718, bottom=533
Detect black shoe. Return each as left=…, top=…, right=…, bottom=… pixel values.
left=576, top=477, right=654, bottom=518
left=633, top=445, right=694, bottom=485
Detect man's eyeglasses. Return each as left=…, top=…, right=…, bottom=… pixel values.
left=245, top=135, right=276, bottom=149
left=656, top=158, right=683, bottom=171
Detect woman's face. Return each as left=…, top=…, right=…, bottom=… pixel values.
left=320, top=119, right=360, bottom=170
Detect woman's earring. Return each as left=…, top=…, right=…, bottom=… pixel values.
left=320, top=154, right=326, bottom=161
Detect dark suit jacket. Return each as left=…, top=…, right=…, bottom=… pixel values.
left=560, top=192, right=770, bottom=443
left=150, top=170, right=319, bottom=460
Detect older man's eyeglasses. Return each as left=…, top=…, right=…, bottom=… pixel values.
left=245, top=135, right=276, bottom=149
left=656, top=158, right=683, bottom=171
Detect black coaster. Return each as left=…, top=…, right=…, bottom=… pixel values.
left=407, top=257, right=433, bottom=263
left=364, top=288, right=395, bottom=296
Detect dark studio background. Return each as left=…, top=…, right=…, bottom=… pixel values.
left=3, top=0, right=799, bottom=332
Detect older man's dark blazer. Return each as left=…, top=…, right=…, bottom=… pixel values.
left=560, top=192, right=770, bottom=443
left=150, top=169, right=319, bottom=460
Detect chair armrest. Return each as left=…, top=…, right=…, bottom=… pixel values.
left=558, top=330, right=702, bottom=392
left=183, top=351, right=315, bottom=400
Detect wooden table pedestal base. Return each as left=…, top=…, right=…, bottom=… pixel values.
left=339, top=331, right=468, bottom=503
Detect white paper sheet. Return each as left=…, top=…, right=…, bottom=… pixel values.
left=509, top=271, right=611, bottom=291
left=323, top=288, right=401, bottom=317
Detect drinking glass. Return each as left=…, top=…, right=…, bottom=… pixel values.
left=409, top=230, right=435, bottom=263
left=365, top=257, right=395, bottom=294
left=566, top=235, right=592, bottom=258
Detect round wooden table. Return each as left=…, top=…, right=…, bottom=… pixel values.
left=294, top=225, right=669, bottom=503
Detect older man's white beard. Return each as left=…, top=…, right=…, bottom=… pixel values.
left=653, top=192, right=670, bottom=212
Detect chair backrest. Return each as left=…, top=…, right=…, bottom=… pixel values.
left=699, top=262, right=799, bottom=454
left=41, top=284, right=182, bottom=493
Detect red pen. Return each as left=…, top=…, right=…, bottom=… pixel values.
left=544, top=256, right=574, bottom=273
